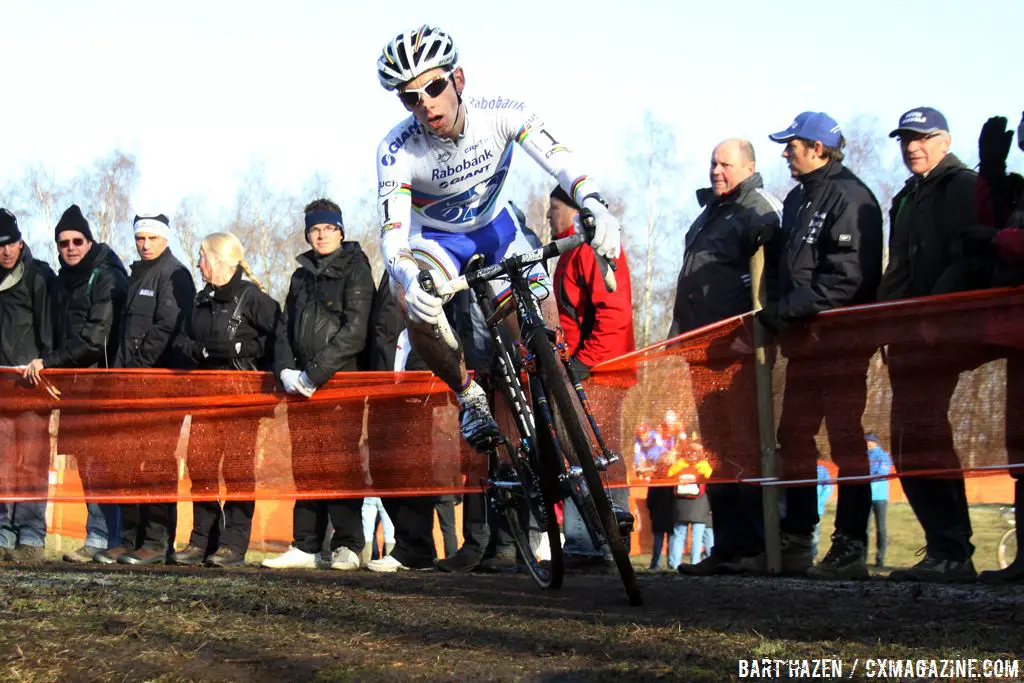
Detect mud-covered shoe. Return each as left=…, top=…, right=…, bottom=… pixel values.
left=119, top=547, right=167, bottom=565
left=807, top=534, right=868, bottom=580
left=458, top=393, right=500, bottom=450
left=7, top=545, right=45, bottom=563
left=436, top=549, right=483, bottom=573
left=94, top=545, right=132, bottom=565
left=261, top=546, right=318, bottom=569
left=63, top=545, right=104, bottom=564
left=680, top=552, right=737, bottom=576
left=205, top=547, right=246, bottom=568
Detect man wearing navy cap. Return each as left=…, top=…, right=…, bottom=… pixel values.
left=760, top=112, right=883, bottom=579
left=879, top=107, right=979, bottom=583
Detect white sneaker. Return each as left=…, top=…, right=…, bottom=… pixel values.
left=366, top=554, right=407, bottom=573
left=261, top=546, right=317, bottom=569
left=330, top=547, right=362, bottom=571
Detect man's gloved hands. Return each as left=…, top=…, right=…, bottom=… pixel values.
left=567, top=355, right=591, bottom=382
left=756, top=304, right=787, bottom=336
left=279, top=368, right=303, bottom=395
left=202, top=337, right=239, bottom=361
left=979, top=116, right=1014, bottom=181
left=582, top=197, right=622, bottom=260
left=404, top=277, right=444, bottom=326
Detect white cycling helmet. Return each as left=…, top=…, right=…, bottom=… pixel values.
left=377, top=24, right=458, bottom=91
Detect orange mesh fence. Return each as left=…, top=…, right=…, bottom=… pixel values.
left=1, top=287, right=1023, bottom=508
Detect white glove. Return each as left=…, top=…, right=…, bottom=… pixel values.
left=582, top=197, right=621, bottom=260
left=279, top=368, right=303, bottom=395
left=296, top=371, right=317, bottom=398
left=405, top=277, right=444, bottom=326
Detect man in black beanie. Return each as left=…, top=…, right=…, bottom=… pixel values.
left=0, top=209, right=57, bottom=562
left=22, top=204, right=129, bottom=563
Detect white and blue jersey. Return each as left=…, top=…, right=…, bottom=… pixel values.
left=376, top=96, right=603, bottom=296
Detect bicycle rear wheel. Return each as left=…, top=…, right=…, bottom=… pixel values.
left=998, top=527, right=1017, bottom=570
left=530, top=335, right=643, bottom=606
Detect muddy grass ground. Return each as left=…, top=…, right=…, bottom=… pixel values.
left=1, top=504, right=1021, bottom=682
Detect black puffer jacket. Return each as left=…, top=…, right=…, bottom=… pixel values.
left=669, top=173, right=783, bottom=336
left=115, top=249, right=196, bottom=369
left=44, top=242, right=128, bottom=369
left=878, top=153, right=978, bottom=300
left=774, top=161, right=883, bottom=323
left=175, top=266, right=280, bottom=371
left=0, top=246, right=56, bottom=366
left=275, top=243, right=375, bottom=385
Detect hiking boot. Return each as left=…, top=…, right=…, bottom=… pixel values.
left=476, top=550, right=518, bottom=573
left=206, top=547, right=246, bottom=568
left=780, top=533, right=814, bottom=575
left=171, top=545, right=208, bottom=566
left=436, top=549, right=483, bottom=573
left=330, top=547, right=361, bottom=571
left=807, top=534, right=868, bottom=580
left=458, top=393, right=500, bottom=450
left=119, top=547, right=167, bottom=565
left=719, top=552, right=767, bottom=574
left=261, top=546, right=318, bottom=570
left=889, top=553, right=977, bottom=583
left=63, top=545, right=104, bottom=564
left=94, top=545, right=133, bottom=565
left=679, top=552, right=737, bottom=576
left=7, top=545, right=45, bottom=563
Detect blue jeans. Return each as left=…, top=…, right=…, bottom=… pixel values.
left=85, top=503, right=121, bottom=549
left=668, top=522, right=709, bottom=568
left=0, top=502, right=47, bottom=547
left=702, top=526, right=715, bottom=560
left=564, top=488, right=629, bottom=558
left=361, top=497, right=395, bottom=558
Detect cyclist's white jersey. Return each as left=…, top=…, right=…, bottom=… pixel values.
left=376, top=97, right=603, bottom=286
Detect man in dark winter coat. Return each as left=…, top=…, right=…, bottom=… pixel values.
left=94, top=213, right=195, bottom=566
left=760, top=112, right=883, bottom=579
left=878, top=108, right=980, bottom=583
left=23, top=204, right=129, bottom=563
left=262, top=198, right=375, bottom=571
left=672, top=139, right=782, bottom=577
left=0, top=209, right=56, bottom=562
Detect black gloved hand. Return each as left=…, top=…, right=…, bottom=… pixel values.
left=979, top=116, right=1014, bottom=182
left=202, top=337, right=237, bottom=360
left=960, top=224, right=998, bottom=258
left=567, top=355, right=591, bottom=382
left=756, top=304, right=787, bottom=336
left=747, top=222, right=777, bottom=253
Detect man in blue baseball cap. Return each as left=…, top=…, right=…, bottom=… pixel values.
left=878, top=106, right=979, bottom=583
left=759, top=111, right=884, bottom=579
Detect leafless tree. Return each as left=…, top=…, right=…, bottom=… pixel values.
left=172, top=196, right=207, bottom=283
left=74, top=151, right=139, bottom=261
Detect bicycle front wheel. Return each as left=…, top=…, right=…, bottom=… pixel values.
left=530, top=335, right=643, bottom=606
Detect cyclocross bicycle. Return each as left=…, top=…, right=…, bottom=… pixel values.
left=421, top=211, right=643, bottom=606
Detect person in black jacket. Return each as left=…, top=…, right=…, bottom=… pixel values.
left=760, top=113, right=883, bottom=579
left=671, top=139, right=782, bottom=576
left=261, top=199, right=374, bottom=571
left=0, top=209, right=56, bottom=562
left=93, top=213, right=195, bottom=566
left=172, top=232, right=280, bottom=568
left=23, top=204, right=128, bottom=563
left=879, top=108, right=981, bottom=583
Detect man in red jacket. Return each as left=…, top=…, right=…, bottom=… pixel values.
left=548, top=186, right=635, bottom=567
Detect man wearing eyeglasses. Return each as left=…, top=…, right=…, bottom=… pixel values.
left=878, top=107, right=980, bottom=583
left=373, top=26, right=622, bottom=522
left=264, top=198, right=374, bottom=572
left=0, top=209, right=56, bottom=563
left=22, top=204, right=129, bottom=564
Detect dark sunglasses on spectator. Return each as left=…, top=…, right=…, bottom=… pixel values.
left=57, top=238, right=86, bottom=249
left=398, top=76, right=451, bottom=108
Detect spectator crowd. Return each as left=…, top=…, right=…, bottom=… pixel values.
left=1, top=105, right=1022, bottom=588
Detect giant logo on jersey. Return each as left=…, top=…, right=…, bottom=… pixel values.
left=422, top=168, right=509, bottom=225
left=380, top=121, right=423, bottom=166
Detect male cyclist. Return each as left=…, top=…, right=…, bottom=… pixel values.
left=375, top=24, right=622, bottom=451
